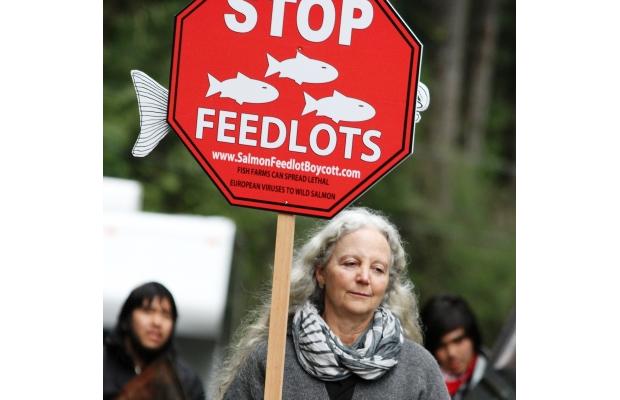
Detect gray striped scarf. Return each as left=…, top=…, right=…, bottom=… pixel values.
left=291, top=302, right=403, bottom=381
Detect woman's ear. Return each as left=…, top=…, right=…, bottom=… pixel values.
left=315, top=265, right=325, bottom=288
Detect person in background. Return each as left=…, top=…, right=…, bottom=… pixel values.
left=104, top=281, right=205, bottom=400
left=420, top=294, right=515, bottom=400
left=214, top=207, right=449, bottom=400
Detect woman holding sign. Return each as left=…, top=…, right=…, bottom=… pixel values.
left=215, top=207, right=449, bottom=400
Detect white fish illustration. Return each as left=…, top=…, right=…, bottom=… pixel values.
left=129, top=68, right=429, bottom=157
left=302, top=90, right=376, bottom=123
left=130, top=70, right=170, bottom=157
left=415, top=81, right=430, bottom=123
left=207, top=72, right=279, bottom=104
left=265, top=51, right=338, bottom=85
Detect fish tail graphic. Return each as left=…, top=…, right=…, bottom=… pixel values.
left=265, top=54, right=280, bottom=77
left=302, top=92, right=318, bottom=116
left=415, top=81, right=430, bottom=124
left=206, top=74, right=221, bottom=97
left=130, top=70, right=170, bottom=158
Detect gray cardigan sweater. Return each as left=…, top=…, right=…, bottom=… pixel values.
left=224, top=334, right=450, bottom=400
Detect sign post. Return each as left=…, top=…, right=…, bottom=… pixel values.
left=264, top=213, right=295, bottom=399
left=131, top=1, right=426, bottom=398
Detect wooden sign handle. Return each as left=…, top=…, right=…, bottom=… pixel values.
left=264, top=213, right=295, bottom=400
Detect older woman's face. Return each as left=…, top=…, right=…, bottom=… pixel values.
left=316, top=227, right=391, bottom=323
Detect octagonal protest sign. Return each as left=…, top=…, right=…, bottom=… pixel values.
left=134, top=0, right=427, bottom=218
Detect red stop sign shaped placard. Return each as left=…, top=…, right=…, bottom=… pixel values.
left=168, top=0, right=422, bottom=218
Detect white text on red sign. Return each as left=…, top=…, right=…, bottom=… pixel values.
left=196, top=108, right=381, bottom=162
left=225, top=0, right=374, bottom=45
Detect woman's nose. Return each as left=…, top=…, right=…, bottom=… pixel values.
left=357, top=266, right=370, bottom=284
left=152, top=312, right=163, bottom=326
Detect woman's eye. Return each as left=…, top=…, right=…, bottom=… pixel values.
left=372, top=266, right=385, bottom=273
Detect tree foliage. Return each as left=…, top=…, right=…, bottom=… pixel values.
left=104, top=0, right=515, bottom=347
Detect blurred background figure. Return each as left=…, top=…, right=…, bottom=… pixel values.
left=104, top=282, right=205, bottom=400
left=421, top=294, right=515, bottom=400
left=103, top=176, right=237, bottom=394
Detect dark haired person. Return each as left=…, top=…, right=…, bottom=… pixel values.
left=421, top=294, right=515, bottom=400
left=104, top=282, right=205, bottom=400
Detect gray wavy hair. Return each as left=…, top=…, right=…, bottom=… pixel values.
left=212, top=207, right=422, bottom=399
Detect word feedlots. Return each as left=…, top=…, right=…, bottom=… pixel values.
left=196, top=110, right=381, bottom=163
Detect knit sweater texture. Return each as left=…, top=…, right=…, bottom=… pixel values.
left=224, top=334, right=450, bottom=400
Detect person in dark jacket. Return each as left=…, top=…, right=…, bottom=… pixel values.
left=421, top=294, right=515, bottom=400
left=103, top=281, right=205, bottom=400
